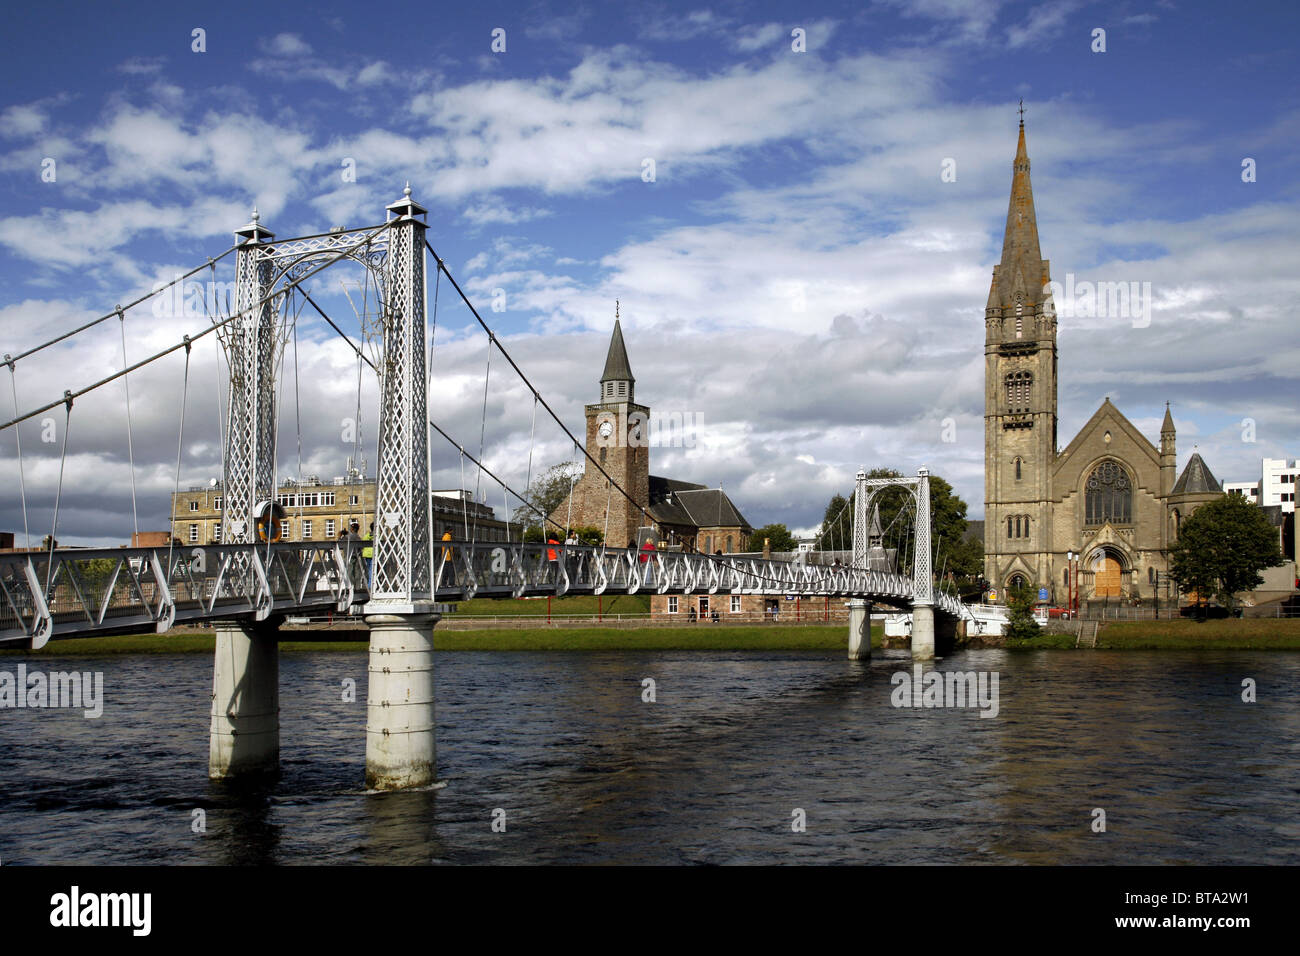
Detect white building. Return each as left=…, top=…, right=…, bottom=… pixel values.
left=1225, top=458, right=1297, bottom=513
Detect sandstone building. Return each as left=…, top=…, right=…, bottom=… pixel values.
left=983, top=120, right=1223, bottom=604
left=550, top=314, right=752, bottom=553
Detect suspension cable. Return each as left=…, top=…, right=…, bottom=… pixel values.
left=424, top=239, right=657, bottom=531
left=117, top=308, right=140, bottom=540
left=5, top=244, right=238, bottom=367
left=44, top=392, right=74, bottom=595
left=0, top=220, right=395, bottom=433
left=5, top=358, right=31, bottom=549
left=165, top=338, right=192, bottom=587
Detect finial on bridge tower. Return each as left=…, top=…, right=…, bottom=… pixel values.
left=251, top=206, right=260, bottom=222
left=404, top=181, right=411, bottom=198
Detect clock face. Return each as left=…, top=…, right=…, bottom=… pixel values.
left=598, top=421, right=613, bottom=439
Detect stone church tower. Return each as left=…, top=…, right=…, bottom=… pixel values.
left=981, top=118, right=1224, bottom=604
left=983, top=118, right=1058, bottom=590
left=550, top=312, right=652, bottom=546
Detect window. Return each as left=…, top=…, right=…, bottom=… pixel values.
left=667, top=596, right=678, bottom=614
left=322, top=492, right=335, bottom=506
left=326, top=519, right=336, bottom=538
left=213, top=524, right=221, bottom=543
left=349, top=495, right=360, bottom=506
left=1015, top=457, right=1022, bottom=480
left=1085, top=460, right=1132, bottom=525
left=1148, top=566, right=1155, bottom=583
left=1063, top=569, right=1069, bottom=588
left=189, top=500, right=198, bottom=512
left=213, top=497, right=222, bottom=511
left=189, top=524, right=198, bottom=542
left=1005, top=371, right=1032, bottom=413
left=1007, top=516, right=1014, bottom=539
left=730, top=595, right=741, bottom=613
left=617, top=382, right=626, bottom=397
left=699, top=596, right=709, bottom=616
left=726, top=535, right=733, bottom=553
left=302, top=519, right=312, bottom=539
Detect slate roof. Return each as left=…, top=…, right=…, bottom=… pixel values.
left=1171, top=452, right=1222, bottom=495
left=647, top=474, right=752, bottom=531
left=600, top=319, right=635, bottom=384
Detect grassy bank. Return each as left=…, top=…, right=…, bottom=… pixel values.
left=4, top=624, right=872, bottom=655
left=452, top=594, right=652, bottom=617
left=1096, top=618, right=1300, bottom=649
left=990, top=618, right=1300, bottom=650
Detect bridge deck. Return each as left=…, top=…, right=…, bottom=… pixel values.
left=0, top=541, right=963, bottom=647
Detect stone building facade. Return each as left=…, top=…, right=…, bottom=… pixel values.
left=171, top=477, right=509, bottom=546
left=551, top=315, right=752, bottom=552
left=983, top=121, right=1223, bottom=604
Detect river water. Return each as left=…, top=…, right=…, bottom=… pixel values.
left=1, top=648, right=1297, bottom=865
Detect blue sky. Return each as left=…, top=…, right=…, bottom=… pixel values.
left=1, top=0, right=1298, bottom=545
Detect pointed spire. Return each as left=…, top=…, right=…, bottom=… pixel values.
left=989, top=117, right=1046, bottom=311
left=1161, top=401, right=1176, bottom=435
left=599, top=309, right=635, bottom=402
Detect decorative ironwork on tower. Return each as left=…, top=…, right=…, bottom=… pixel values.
left=222, top=209, right=277, bottom=544
left=371, top=184, right=433, bottom=607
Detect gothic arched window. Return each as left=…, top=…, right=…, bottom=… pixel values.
left=1007, top=516, right=1014, bottom=539
left=1005, top=371, right=1032, bottom=414
left=1015, top=457, right=1022, bottom=480
left=1085, top=460, right=1132, bottom=525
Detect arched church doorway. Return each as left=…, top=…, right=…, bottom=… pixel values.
left=1091, top=549, right=1123, bottom=597
left=1008, top=573, right=1027, bottom=592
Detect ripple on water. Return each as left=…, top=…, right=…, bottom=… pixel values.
left=0, top=648, right=1298, bottom=864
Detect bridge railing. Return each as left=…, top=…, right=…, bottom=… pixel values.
left=0, top=541, right=367, bottom=647
left=1, top=540, right=964, bottom=645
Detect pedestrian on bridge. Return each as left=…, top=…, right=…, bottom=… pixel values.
left=362, top=525, right=374, bottom=587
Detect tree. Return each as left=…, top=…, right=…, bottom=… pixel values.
left=512, top=460, right=581, bottom=537
left=1169, top=495, right=1284, bottom=614
left=749, top=523, right=796, bottom=553
left=817, top=493, right=851, bottom=551
left=1005, top=583, right=1041, bottom=640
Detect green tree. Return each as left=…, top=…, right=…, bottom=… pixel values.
left=512, top=460, right=581, bottom=537
left=1005, top=583, right=1041, bottom=640
left=748, top=523, right=796, bottom=552
left=1168, top=495, right=1284, bottom=614
left=816, top=493, right=852, bottom=551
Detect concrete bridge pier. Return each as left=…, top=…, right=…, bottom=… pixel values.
left=364, top=613, right=440, bottom=790
left=847, top=599, right=872, bottom=660
left=911, top=604, right=936, bottom=660
left=209, top=616, right=282, bottom=779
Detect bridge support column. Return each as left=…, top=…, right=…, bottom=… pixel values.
left=911, top=604, right=936, bottom=660
left=847, top=599, right=872, bottom=660
left=209, top=617, right=281, bottom=779
left=365, top=613, right=439, bottom=790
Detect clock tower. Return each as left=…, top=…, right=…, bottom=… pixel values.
left=553, top=307, right=652, bottom=544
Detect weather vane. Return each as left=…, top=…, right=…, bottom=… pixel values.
left=1018, top=98, right=1025, bottom=126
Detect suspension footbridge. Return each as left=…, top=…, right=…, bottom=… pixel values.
left=1, top=188, right=968, bottom=789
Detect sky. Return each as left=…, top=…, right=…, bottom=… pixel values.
left=0, top=0, right=1297, bottom=546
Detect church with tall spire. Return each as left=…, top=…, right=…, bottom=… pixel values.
left=983, top=115, right=1222, bottom=604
